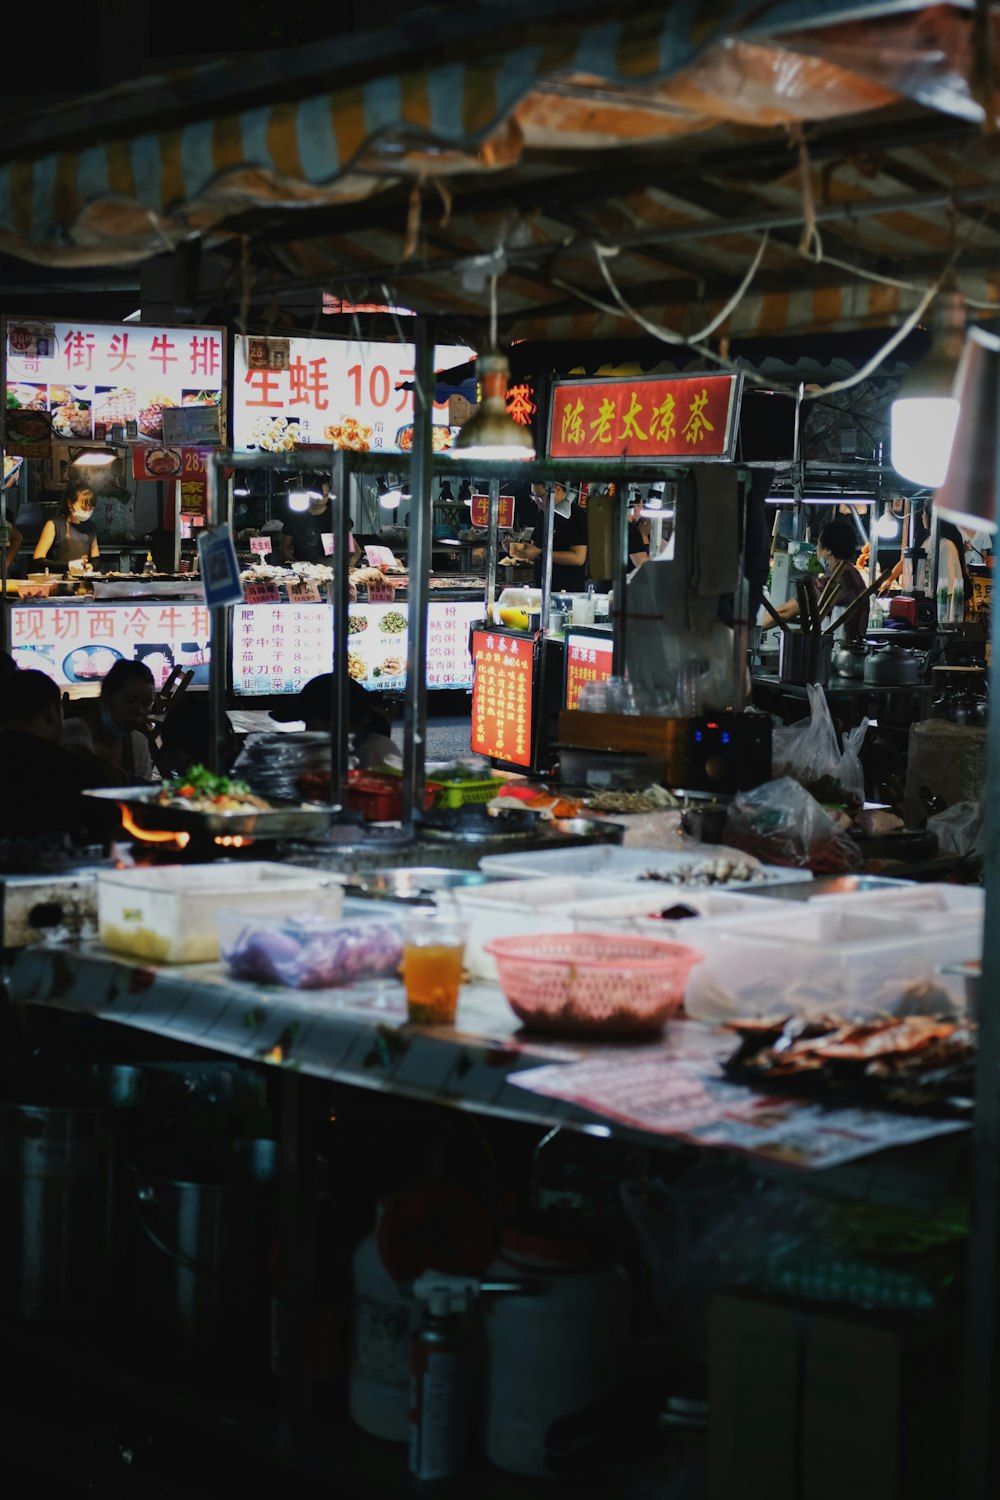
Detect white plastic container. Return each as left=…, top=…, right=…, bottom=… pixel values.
left=97, top=863, right=343, bottom=964
left=483, top=1230, right=631, bottom=1477
left=478, top=844, right=812, bottom=889
left=823, top=882, right=984, bottom=927
left=443, top=878, right=645, bottom=981
left=685, top=903, right=982, bottom=1021
left=348, top=1211, right=417, bottom=1443
left=217, top=909, right=403, bottom=988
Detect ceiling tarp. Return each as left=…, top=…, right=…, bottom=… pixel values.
left=0, top=0, right=997, bottom=341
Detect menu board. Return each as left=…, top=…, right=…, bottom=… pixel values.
left=9, top=602, right=211, bottom=690
left=469, top=494, right=515, bottom=529
left=231, top=599, right=484, bottom=696
left=232, top=336, right=474, bottom=454
left=563, top=628, right=614, bottom=710
left=470, top=629, right=534, bottom=769
left=547, top=373, right=740, bottom=460
left=4, top=319, right=225, bottom=449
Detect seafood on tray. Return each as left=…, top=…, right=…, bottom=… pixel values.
left=723, top=1012, right=977, bottom=1111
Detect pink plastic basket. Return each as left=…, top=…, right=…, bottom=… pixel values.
left=483, top=933, right=703, bottom=1036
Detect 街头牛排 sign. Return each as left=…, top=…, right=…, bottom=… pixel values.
left=547, top=373, right=741, bottom=461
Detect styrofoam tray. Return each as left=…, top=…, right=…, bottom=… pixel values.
left=478, top=844, right=812, bottom=890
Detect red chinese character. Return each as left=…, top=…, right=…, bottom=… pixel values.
left=150, top=335, right=178, bottom=373
left=191, top=608, right=210, bottom=638
left=122, top=608, right=151, bottom=638
left=244, top=369, right=283, bottom=409
left=156, top=607, right=184, bottom=637
left=396, top=369, right=414, bottom=414
left=506, top=383, right=536, bottom=427
left=189, top=336, right=220, bottom=378
left=288, top=356, right=329, bottom=410
left=63, top=330, right=95, bottom=371
left=13, top=610, right=45, bottom=640
left=52, top=611, right=81, bottom=641
left=108, top=332, right=135, bottom=372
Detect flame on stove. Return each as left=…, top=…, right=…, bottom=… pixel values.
left=215, top=835, right=252, bottom=848
left=120, top=804, right=191, bottom=849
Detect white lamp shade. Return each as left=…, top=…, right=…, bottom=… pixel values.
left=890, top=396, right=960, bottom=488
left=935, top=326, right=1000, bottom=533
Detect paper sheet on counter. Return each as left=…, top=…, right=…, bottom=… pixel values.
left=509, top=1026, right=967, bottom=1170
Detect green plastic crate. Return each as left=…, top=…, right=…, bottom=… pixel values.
left=431, top=777, right=505, bottom=809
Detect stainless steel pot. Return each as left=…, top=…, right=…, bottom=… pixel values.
left=831, top=643, right=867, bottom=680
left=778, top=630, right=832, bottom=686
left=863, top=644, right=922, bottom=687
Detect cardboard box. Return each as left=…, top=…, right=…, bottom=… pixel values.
left=709, top=1292, right=958, bottom=1500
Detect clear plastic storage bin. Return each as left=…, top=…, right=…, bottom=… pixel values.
left=684, top=904, right=982, bottom=1022
left=97, top=863, right=343, bottom=964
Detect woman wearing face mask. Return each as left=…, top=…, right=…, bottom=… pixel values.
left=34, top=483, right=100, bottom=569
left=775, top=520, right=869, bottom=641
left=62, top=659, right=158, bottom=783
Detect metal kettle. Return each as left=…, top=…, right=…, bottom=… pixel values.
left=831, top=642, right=867, bottom=680
left=863, top=643, right=921, bottom=686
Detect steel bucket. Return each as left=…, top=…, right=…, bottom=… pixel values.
left=778, top=630, right=832, bottom=686
left=131, top=1138, right=278, bottom=1367
left=0, top=1063, right=184, bottom=1324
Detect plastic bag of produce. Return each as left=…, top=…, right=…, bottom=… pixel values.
left=724, top=776, right=862, bottom=873
left=772, top=683, right=868, bottom=805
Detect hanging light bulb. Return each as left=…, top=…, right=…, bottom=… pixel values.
left=377, top=474, right=403, bottom=509
left=640, top=481, right=676, bottom=519
left=287, top=478, right=310, bottom=513
left=449, top=351, right=535, bottom=462
left=875, top=502, right=900, bottom=539
left=891, top=285, right=965, bottom=487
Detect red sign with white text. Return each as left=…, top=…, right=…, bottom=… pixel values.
left=547, top=374, right=740, bottom=460
left=564, top=633, right=614, bottom=710
left=471, top=629, right=534, bottom=768
left=469, top=494, right=515, bottom=529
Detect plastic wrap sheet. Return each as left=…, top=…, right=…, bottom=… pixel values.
left=904, top=720, right=988, bottom=825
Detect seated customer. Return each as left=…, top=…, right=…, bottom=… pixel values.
left=63, top=660, right=158, bottom=783
left=0, top=669, right=119, bottom=839
left=154, top=695, right=238, bottom=780
left=270, top=675, right=399, bottom=769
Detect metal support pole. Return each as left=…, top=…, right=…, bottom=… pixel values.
left=485, top=476, right=500, bottom=621
left=206, top=460, right=229, bottom=775
left=401, top=320, right=433, bottom=827
left=959, top=363, right=1000, bottom=1499
left=330, top=450, right=351, bottom=812
left=613, top=482, right=629, bottom=677
left=731, top=472, right=750, bottom=711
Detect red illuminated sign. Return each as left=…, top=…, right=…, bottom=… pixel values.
left=469, top=494, right=515, bottom=529
left=547, top=373, right=740, bottom=460
left=564, top=634, right=614, bottom=710
left=470, top=629, right=534, bottom=768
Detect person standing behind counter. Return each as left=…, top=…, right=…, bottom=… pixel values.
left=34, top=483, right=100, bottom=569
left=509, top=480, right=588, bottom=591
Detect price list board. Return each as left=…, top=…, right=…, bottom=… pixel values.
left=231, top=599, right=484, bottom=696
left=563, top=628, right=614, bottom=710
left=470, top=629, right=535, bottom=769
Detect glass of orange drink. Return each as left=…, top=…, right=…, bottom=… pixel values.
left=401, top=916, right=468, bottom=1025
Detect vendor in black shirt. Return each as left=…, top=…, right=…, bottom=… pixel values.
left=510, top=481, right=588, bottom=591
left=281, top=483, right=332, bottom=565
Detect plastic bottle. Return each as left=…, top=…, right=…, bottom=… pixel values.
left=937, top=583, right=950, bottom=624
left=483, top=1229, right=631, bottom=1477
left=408, top=1273, right=476, bottom=1487
left=952, top=579, right=965, bottom=625
left=348, top=1206, right=419, bottom=1442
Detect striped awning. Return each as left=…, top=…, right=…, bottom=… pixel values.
left=0, top=0, right=998, bottom=340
